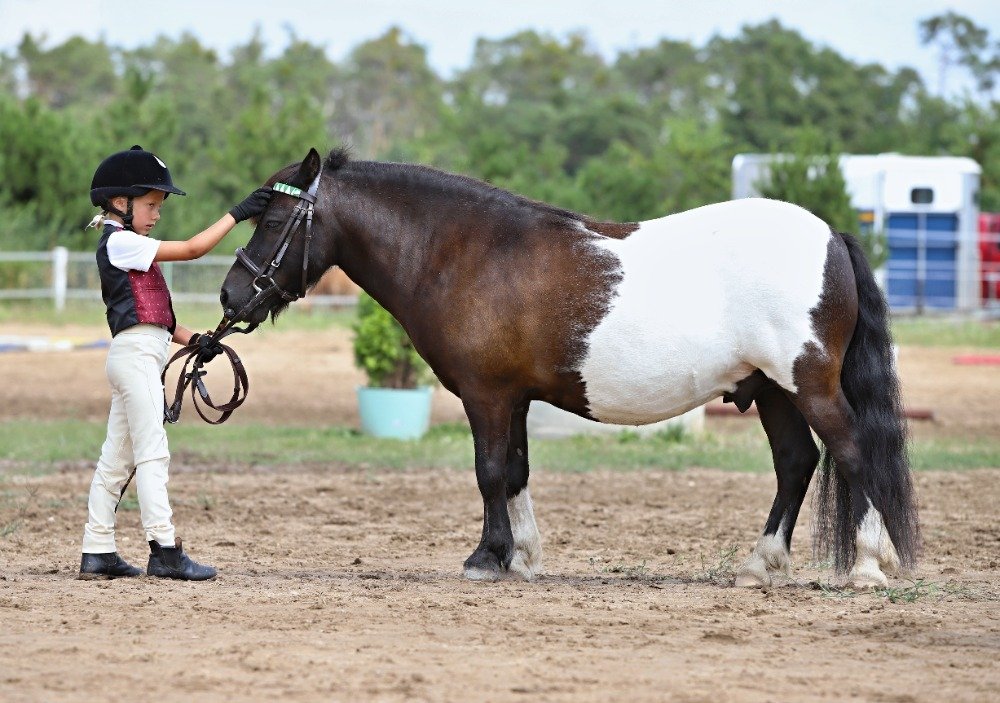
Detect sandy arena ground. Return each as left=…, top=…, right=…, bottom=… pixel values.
left=1, top=320, right=999, bottom=702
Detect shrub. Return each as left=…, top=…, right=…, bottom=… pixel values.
left=352, top=291, right=433, bottom=389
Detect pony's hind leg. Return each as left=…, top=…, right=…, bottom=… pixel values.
left=736, top=385, right=820, bottom=587
left=506, top=402, right=543, bottom=580
left=795, top=387, right=901, bottom=588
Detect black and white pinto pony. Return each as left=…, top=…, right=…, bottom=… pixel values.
left=220, top=148, right=920, bottom=588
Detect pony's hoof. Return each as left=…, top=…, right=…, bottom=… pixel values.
left=734, top=570, right=771, bottom=588
left=734, top=549, right=791, bottom=588
left=847, top=562, right=889, bottom=589
left=463, top=549, right=502, bottom=581
left=507, top=552, right=537, bottom=581
left=464, top=566, right=500, bottom=581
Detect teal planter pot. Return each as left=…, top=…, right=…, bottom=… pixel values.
left=356, top=386, right=433, bottom=439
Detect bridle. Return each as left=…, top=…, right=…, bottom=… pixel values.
left=223, top=165, right=323, bottom=334
left=158, top=166, right=323, bottom=426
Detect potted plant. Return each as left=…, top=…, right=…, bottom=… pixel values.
left=352, top=291, right=435, bottom=439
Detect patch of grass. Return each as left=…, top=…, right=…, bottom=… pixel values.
left=891, top=317, right=1000, bottom=348
left=652, top=425, right=687, bottom=444
left=694, top=544, right=740, bottom=584
left=814, top=581, right=859, bottom=600
left=2, top=419, right=999, bottom=477
left=589, top=556, right=650, bottom=580
left=814, top=579, right=980, bottom=603
left=908, top=440, right=1000, bottom=471
left=875, top=579, right=981, bottom=603
left=0, top=486, right=38, bottom=538
left=117, top=494, right=139, bottom=512
left=876, top=579, right=938, bottom=603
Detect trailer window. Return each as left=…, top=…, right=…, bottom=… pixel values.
left=911, top=187, right=934, bottom=204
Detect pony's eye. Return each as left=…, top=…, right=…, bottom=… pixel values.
left=264, top=220, right=281, bottom=230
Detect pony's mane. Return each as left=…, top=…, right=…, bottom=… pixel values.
left=321, top=146, right=634, bottom=236
left=324, top=147, right=350, bottom=173
left=324, top=148, right=587, bottom=225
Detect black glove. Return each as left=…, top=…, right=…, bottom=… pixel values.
left=190, top=333, right=224, bottom=364
left=229, top=186, right=273, bottom=223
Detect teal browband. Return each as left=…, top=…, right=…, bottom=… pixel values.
left=272, top=182, right=302, bottom=197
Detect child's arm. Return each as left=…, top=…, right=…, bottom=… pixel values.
left=154, top=187, right=272, bottom=263
left=172, top=324, right=197, bottom=346
left=155, top=214, right=237, bottom=262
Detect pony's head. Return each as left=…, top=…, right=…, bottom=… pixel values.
left=220, top=147, right=346, bottom=324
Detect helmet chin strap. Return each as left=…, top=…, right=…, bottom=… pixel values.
left=103, top=197, right=135, bottom=229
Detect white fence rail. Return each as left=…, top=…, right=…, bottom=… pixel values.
left=0, top=248, right=357, bottom=310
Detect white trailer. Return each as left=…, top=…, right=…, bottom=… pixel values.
left=732, top=153, right=982, bottom=312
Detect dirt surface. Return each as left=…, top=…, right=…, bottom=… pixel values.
left=1, top=321, right=999, bottom=702
left=2, top=465, right=999, bottom=702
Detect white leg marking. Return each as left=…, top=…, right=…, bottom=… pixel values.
left=848, top=503, right=900, bottom=588
left=735, top=521, right=792, bottom=587
left=507, top=488, right=543, bottom=580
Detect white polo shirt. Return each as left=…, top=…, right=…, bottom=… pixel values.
left=104, top=223, right=161, bottom=273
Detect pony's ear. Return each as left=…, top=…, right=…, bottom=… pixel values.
left=292, top=148, right=322, bottom=187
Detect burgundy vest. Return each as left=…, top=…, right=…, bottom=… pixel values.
left=97, top=224, right=176, bottom=336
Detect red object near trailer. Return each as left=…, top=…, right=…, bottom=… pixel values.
left=981, top=213, right=1000, bottom=305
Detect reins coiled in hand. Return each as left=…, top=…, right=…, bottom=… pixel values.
left=161, top=319, right=257, bottom=425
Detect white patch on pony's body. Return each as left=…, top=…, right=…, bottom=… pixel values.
left=507, top=488, right=543, bottom=580
left=848, top=501, right=901, bottom=588
left=735, top=520, right=792, bottom=588
left=578, top=198, right=832, bottom=425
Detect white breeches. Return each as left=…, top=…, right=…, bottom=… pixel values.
left=82, top=325, right=175, bottom=552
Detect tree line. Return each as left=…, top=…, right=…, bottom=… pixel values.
left=1, top=12, right=997, bottom=254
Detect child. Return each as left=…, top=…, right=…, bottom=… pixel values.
left=79, top=145, right=271, bottom=581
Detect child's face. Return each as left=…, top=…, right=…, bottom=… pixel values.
left=110, top=191, right=166, bottom=235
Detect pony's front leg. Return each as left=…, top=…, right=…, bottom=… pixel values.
left=506, top=401, right=543, bottom=580
left=462, top=394, right=515, bottom=581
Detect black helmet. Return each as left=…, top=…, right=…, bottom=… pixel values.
left=90, top=145, right=186, bottom=207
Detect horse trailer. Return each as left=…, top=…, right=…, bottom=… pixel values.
left=732, top=153, right=982, bottom=312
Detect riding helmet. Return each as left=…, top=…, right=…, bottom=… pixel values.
left=90, top=145, right=186, bottom=206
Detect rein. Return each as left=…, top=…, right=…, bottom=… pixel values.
left=161, top=320, right=254, bottom=425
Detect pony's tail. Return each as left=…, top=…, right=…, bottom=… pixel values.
left=814, top=232, right=920, bottom=574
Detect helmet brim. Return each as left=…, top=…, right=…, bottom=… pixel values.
left=135, top=184, right=186, bottom=196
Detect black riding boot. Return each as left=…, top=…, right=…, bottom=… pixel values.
left=79, top=552, right=142, bottom=580
left=147, top=539, right=217, bottom=581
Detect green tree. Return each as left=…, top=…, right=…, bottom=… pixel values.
left=757, top=129, right=855, bottom=230
left=333, top=27, right=444, bottom=157
left=757, top=128, right=886, bottom=266
left=0, top=95, right=101, bottom=249
left=707, top=20, right=924, bottom=154
left=615, top=38, right=722, bottom=119
left=920, top=11, right=998, bottom=99
left=15, top=34, right=116, bottom=109
left=455, top=30, right=611, bottom=108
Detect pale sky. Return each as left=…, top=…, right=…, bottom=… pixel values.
left=1, top=0, right=997, bottom=94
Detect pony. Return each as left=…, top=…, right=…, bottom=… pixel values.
left=220, top=148, right=919, bottom=588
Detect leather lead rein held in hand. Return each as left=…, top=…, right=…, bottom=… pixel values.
left=162, top=334, right=250, bottom=425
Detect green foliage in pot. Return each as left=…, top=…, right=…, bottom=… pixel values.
left=352, top=291, right=433, bottom=389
